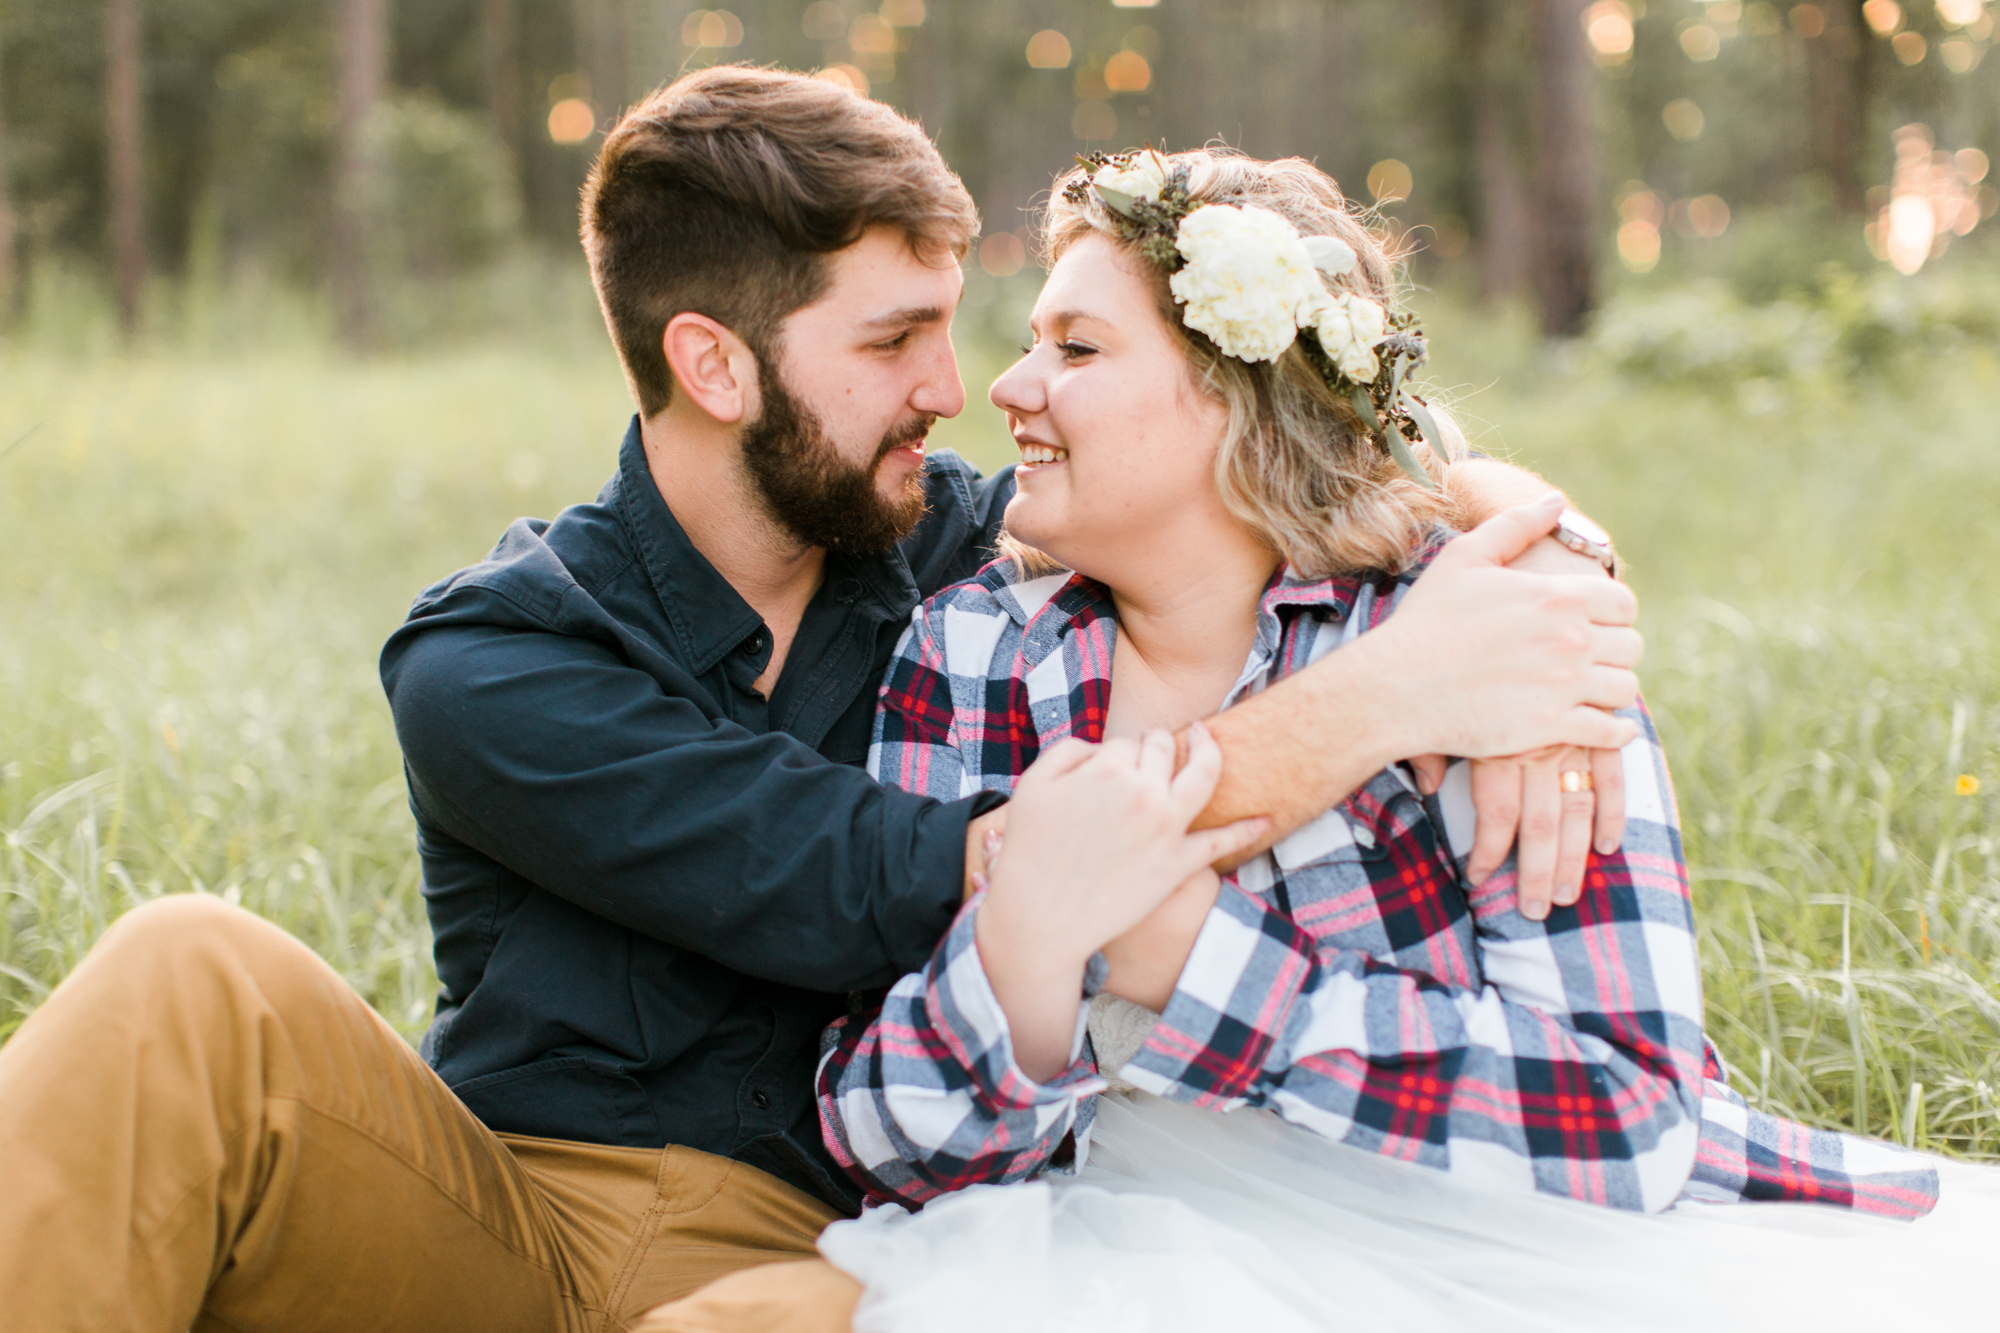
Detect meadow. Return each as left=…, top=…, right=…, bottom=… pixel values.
left=3, top=254, right=1998, bottom=1159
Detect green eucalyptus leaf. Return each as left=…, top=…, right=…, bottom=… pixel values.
left=1390, top=353, right=1408, bottom=404
left=1349, top=387, right=1381, bottom=431
left=1384, top=422, right=1438, bottom=490
left=1402, top=394, right=1452, bottom=465
left=1094, top=186, right=1139, bottom=219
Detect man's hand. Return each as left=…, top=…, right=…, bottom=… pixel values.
left=1356, top=493, right=1642, bottom=760
left=1402, top=516, right=1632, bottom=916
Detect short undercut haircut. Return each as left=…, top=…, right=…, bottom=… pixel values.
left=581, top=66, right=979, bottom=417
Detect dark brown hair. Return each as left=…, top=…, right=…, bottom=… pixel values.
left=581, top=66, right=979, bottom=416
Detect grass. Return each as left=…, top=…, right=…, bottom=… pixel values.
left=3, top=259, right=1998, bottom=1158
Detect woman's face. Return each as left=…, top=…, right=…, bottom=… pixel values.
left=989, top=234, right=1236, bottom=581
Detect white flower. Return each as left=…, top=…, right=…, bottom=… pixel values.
left=1301, top=234, right=1357, bottom=278
left=1093, top=150, right=1168, bottom=203
left=1312, top=292, right=1389, bottom=382
left=1168, top=204, right=1327, bottom=363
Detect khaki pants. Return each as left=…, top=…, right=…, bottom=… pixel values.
left=0, top=894, right=863, bottom=1332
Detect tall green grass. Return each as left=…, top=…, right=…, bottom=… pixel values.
left=2, top=268, right=1997, bottom=1158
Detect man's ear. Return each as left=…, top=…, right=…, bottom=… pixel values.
left=662, top=313, right=761, bottom=425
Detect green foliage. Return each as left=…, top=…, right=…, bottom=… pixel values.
left=362, top=94, right=522, bottom=281
left=4, top=280, right=1999, bottom=1163
left=1589, top=258, right=2000, bottom=393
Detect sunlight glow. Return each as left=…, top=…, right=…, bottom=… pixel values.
left=1026, top=30, right=1073, bottom=69
left=547, top=99, right=596, bottom=144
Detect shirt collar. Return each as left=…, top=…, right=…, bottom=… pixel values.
left=611, top=416, right=923, bottom=674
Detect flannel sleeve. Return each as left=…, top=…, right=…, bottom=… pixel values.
left=1119, top=705, right=1710, bottom=1213
left=869, top=600, right=970, bottom=802
left=815, top=894, right=1107, bottom=1208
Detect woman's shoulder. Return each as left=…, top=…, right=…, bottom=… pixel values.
left=914, top=557, right=1094, bottom=637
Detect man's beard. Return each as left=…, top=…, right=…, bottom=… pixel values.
left=740, top=358, right=931, bottom=556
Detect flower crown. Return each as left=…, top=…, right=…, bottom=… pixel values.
left=1065, top=149, right=1446, bottom=490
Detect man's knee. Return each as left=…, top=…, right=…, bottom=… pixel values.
left=76, top=893, right=324, bottom=1014
left=633, top=1259, right=861, bottom=1333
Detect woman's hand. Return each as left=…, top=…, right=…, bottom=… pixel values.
left=975, top=723, right=1268, bottom=1081
left=1409, top=744, right=1625, bottom=919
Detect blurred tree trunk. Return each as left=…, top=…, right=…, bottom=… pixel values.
left=106, top=0, right=145, bottom=340
left=577, top=0, right=628, bottom=124
left=0, top=22, right=16, bottom=323
left=1529, top=0, right=1596, bottom=336
left=1806, top=0, right=1866, bottom=212
left=485, top=0, right=516, bottom=148
left=333, top=0, right=385, bottom=349
left=1472, top=0, right=1528, bottom=302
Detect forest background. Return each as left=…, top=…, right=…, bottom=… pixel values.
left=4, top=0, right=2000, bottom=1160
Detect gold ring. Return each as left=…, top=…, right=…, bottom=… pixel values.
left=1560, top=770, right=1593, bottom=793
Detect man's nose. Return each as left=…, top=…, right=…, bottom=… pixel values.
left=913, top=338, right=967, bottom=420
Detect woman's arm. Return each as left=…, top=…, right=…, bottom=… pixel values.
left=1116, top=705, right=1709, bottom=1214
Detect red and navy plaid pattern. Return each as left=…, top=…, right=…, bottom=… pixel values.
left=818, top=554, right=1939, bottom=1219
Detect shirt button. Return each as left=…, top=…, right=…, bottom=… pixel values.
left=743, top=631, right=764, bottom=655
left=751, top=1090, right=771, bottom=1109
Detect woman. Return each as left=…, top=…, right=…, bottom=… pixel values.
left=813, top=150, right=1993, bottom=1331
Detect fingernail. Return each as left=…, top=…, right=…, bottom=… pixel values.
left=1596, top=837, right=1616, bottom=855
left=1522, top=902, right=1547, bottom=921
left=984, top=829, right=1003, bottom=852
left=970, top=871, right=989, bottom=893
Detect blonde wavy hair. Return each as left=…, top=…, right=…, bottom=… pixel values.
left=1004, top=148, right=1464, bottom=580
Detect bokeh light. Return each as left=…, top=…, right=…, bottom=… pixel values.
left=1584, top=1, right=1634, bottom=63
left=1937, top=0, right=1985, bottom=22
left=812, top=64, right=869, bottom=96
left=682, top=10, right=744, bottom=49
left=850, top=15, right=896, bottom=55
left=1867, top=124, right=1989, bottom=274
left=800, top=2, right=846, bottom=41
left=1663, top=99, right=1705, bottom=141
left=1073, top=100, right=1117, bottom=140
left=1104, top=51, right=1152, bottom=92
left=880, top=0, right=927, bottom=26
left=1026, top=30, right=1073, bottom=69
left=1680, top=24, right=1721, bottom=60
left=1939, top=38, right=1981, bottom=70
left=979, top=232, right=1027, bottom=277
left=1112, top=0, right=1161, bottom=7
left=1687, top=194, right=1731, bottom=237
left=547, top=98, right=596, bottom=144
left=1790, top=3, right=1826, bottom=37
left=1615, top=185, right=1665, bottom=271
left=1891, top=30, right=1927, bottom=62
left=1367, top=159, right=1412, bottom=203
left=1862, top=0, right=1902, bottom=34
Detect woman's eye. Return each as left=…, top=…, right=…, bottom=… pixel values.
left=1017, top=344, right=1033, bottom=357
left=1057, top=341, right=1096, bottom=361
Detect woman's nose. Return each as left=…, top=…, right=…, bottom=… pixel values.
left=989, top=350, right=1044, bottom=416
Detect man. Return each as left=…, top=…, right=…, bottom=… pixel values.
left=0, top=68, right=1638, bottom=1331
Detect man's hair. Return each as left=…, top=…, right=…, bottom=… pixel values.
left=581, top=66, right=978, bottom=417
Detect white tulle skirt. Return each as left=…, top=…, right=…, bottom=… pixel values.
left=818, top=1090, right=2000, bottom=1332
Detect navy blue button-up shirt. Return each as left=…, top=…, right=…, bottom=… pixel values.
left=380, top=418, right=1013, bottom=1211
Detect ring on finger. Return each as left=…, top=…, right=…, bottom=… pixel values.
left=1560, top=770, right=1593, bottom=794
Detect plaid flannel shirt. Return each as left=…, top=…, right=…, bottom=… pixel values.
left=818, top=553, right=1939, bottom=1220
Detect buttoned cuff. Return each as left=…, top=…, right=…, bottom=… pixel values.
left=927, top=894, right=1107, bottom=1112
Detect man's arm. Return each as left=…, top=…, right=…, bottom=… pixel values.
left=383, top=602, right=973, bottom=994
left=1191, top=492, right=1639, bottom=850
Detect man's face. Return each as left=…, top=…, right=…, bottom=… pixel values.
left=742, top=226, right=966, bottom=555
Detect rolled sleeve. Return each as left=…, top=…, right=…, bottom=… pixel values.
left=817, top=896, right=1105, bottom=1208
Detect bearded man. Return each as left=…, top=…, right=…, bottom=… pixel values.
left=0, top=67, right=1641, bottom=1332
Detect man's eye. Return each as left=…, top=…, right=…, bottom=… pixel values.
left=876, top=331, right=913, bottom=351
